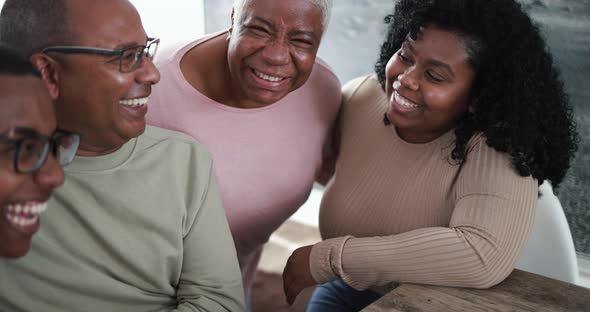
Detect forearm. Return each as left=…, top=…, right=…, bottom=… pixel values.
left=311, top=192, right=536, bottom=290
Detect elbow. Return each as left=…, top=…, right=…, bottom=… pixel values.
left=467, top=259, right=515, bottom=289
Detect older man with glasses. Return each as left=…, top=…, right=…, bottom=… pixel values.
left=0, top=1, right=245, bottom=312
left=0, top=46, right=79, bottom=258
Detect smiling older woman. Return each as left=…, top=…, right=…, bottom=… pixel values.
left=146, top=0, right=340, bottom=299
left=282, top=0, right=579, bottom=311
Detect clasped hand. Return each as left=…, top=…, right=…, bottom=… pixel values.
left=282, top=245, right=317, bottom=305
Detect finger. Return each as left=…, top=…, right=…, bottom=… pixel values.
left=286, top=284, right=302, bottom=306
left=282, top=269, right=292, bottom=290
left=284, top=281, right=295, bottom=305
left=286, top=287, right=296, bottom=305
left=282, top=274, right=290, bottom=296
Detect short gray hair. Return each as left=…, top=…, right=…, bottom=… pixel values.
left=233, top=0, right=332, bottom=32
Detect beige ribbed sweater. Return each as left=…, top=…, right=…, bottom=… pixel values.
left=309, top=75, right=538, bottom=292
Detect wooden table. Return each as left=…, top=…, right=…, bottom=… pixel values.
left=362, top=269, right=590, bottom=312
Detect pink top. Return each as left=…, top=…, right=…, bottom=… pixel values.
left=146, top=31, right=341, bottom=290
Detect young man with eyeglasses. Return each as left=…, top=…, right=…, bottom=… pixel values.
left=0, top=46, right=79, bottom=258
left=0, top=1, right=245, bottom=311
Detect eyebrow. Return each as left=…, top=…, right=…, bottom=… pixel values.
left=251, top=17, right=319, bottom=41
left=252, top=16, right=274, bottom=30
left=405, top=40, right=456, bottom=78
left=405, top=40, right=417, bottom=54
left=291, top=30, right=319, bottom=41
left=112, top=37, right=150, bottom=50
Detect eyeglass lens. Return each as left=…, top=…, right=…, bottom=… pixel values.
left=120, top=39, right=159, bottom=73
left=54, top=132, right=80, bottom=167
left=15, top=137, right=50, bottom=173
left=15, top=132, right=80, bottom=173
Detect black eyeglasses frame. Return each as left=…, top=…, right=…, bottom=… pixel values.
left=41, top=37, right=160, bottom=73
left=0, top=128, right=80, bottom=174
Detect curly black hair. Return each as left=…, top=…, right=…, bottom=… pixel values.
left=375, top=0, right=578, bottom=190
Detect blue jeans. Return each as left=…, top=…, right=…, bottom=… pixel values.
left=306, top=279, right=382, bottom=312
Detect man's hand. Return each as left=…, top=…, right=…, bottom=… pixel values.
left=282, top=245, right=317, bottom=305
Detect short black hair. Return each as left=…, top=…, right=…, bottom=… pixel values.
left=375, top=0, right=578, bottom=190
left=0, top=45, right=41, bottom=78
left=0, top=0, right=71, bottom=57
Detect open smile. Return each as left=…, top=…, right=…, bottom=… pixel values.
left=2, top=201, right=47, bottom=234
left=120, top=96, right=149, bottom=107
left=252, top=69, right=287, bottom=82
left=393, top=90, right=421, bottom=109
left=254, top=69, right=285, bottom=82
left=248, top=68, right=291, bottom=91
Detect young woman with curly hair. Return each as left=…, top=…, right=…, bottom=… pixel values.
left=282, top=0, right=579, bottom=311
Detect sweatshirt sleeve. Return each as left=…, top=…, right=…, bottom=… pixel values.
left=174, top=157, right=245, bottom=312
left=310, top=138, right=538, bottom=290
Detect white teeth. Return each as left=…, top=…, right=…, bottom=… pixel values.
left=120, top=97, right=149, bottom=107
left=254, top=70, right=284, bottom=82
left=394, top=91, right=420, bottom=109
left=3, top=202, right=47, bottom=228
left=5, top=201, right=48, bottom=216
left=6, top=214, right=39, bottom=227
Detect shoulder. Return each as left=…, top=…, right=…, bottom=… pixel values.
left=154, top=30, right=228, bottom=69
left=313, top=56, right=340, bottom=82
left=139, top=126, right=214, bottom=164
left=464, top=133, right=495, bottom=156
left=303, top=56, right=341, bottom=92
left=139, top=126, right=216, bottom=197
left=462, top=132, right=537, bottom=184
left=139, top=127, right=219, bottom=225
left=292, top=56, right=343, bottom=112
left=456, top=132, right=538, bottom=204
left=342, top=74, right=384, bottom=105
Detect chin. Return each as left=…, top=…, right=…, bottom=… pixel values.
left=0, top=242, right=31, bottom=258
left=121, top=123, right=147, bottom=141
left=132, top=124, right=147, bottom=136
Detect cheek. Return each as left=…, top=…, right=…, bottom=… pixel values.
left=230, top=36, right=261, bottom=60
left=0, top=171, right=23, bottom=205
left=113, top=78, right=131, bottom=99
left=424, top=88, right=470, bottom=115
left=385, top=56, right=405, bottom=89
left=293, top=51, right=316, bottom=80
left=385, top=55, right=399, bottom=77
left=385, top=56, right=401, bottom=94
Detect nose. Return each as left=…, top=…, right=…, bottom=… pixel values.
left=135, top=56, right=161, bottom=85
left=34, top=154, right=65, bottom=190
left=261, top=39, right=290, bottom=66
left=398, top=67, right=420, bottom=91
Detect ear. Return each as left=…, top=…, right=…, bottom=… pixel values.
left=30, top=53, right=61, bottom=100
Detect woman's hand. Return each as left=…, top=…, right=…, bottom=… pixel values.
left=282, top=245, right=317, bottom=305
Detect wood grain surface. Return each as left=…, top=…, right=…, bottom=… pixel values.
left=363, top=269, right=590, bottom=312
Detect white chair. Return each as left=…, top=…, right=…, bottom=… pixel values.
left=516, top=181, right=580, bottom=284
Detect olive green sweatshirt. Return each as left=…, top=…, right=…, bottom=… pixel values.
left=0, top=126, right=245, bottom=312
